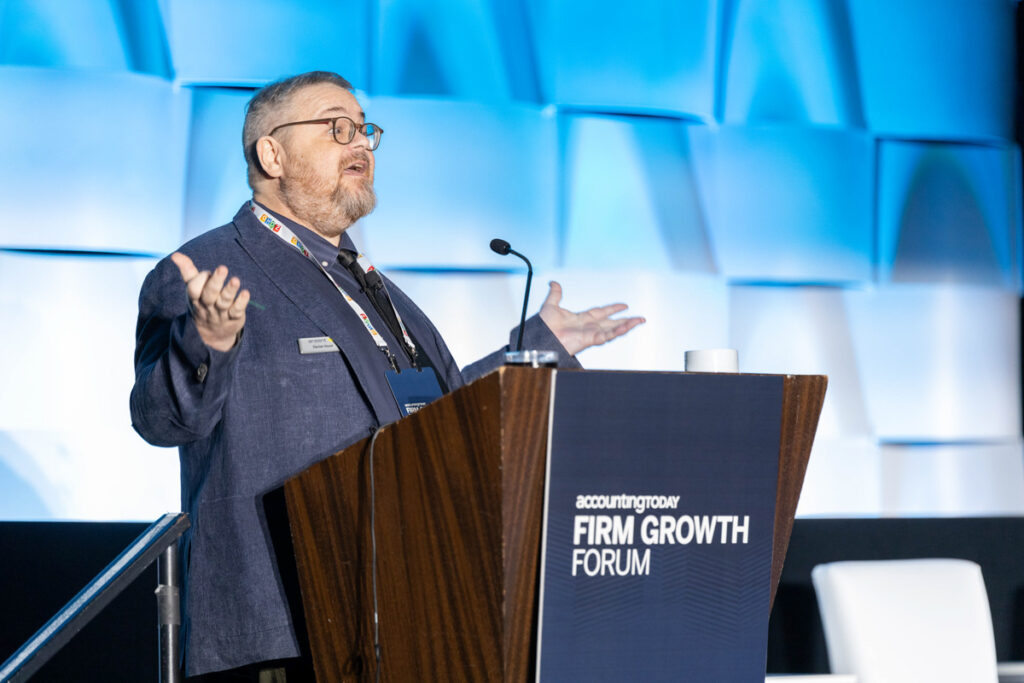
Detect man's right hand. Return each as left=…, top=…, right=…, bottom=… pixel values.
left=170, top=252, right=250, bottom=352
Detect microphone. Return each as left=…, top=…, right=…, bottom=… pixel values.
left=489, top=238, right=511, bottom=256
left=490, top=238, right=532, bottom=351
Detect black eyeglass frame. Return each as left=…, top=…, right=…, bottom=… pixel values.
left=267, top=116, right=383, bottom=150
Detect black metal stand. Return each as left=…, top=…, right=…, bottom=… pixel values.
left=157, top=543, right=183, bottom=683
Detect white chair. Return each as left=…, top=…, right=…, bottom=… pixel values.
left=811, top=559, right=999, bottom=683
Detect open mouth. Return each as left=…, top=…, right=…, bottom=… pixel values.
left=343, top=158, right=368, bottom=176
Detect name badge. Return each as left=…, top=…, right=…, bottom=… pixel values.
left=385, top=367, right=444, bottom=417
left=298, top=336, right=339, bottom=354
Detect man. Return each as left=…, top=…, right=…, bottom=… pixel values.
left=131, top=71, right=642, bottom=680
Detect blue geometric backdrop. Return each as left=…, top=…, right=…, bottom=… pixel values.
left=0, top=0, right=1019, bottom=520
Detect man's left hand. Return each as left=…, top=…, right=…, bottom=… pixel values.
left=538, top=281, right=645, bottom=356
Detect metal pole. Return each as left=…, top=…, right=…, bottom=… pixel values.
left=156, top=544, right=182, bottom=683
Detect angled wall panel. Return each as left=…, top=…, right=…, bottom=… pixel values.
left=542, top=269, right=729, bottom=372
left=562, top=114, right=714, bottom=273
left=0, top=67, right=189, bottom=253
left=880, top=441, right=1024, bottom=516
left=796, top=437, right=882, bottom=517
left=845, top=285, right=1021, bottom=441
left=0, top=0, right=128, bottom=71
left=729, top=285, right=872, bottom=439
left=720, top=0, right=864, bottom=126
left=527, top=0, right=719, bottom=116
left=357, top=96, right=557, bottom=269
left=0, top=428, right=179, bottom=521
left=877, top=140, right=1021, bottom=289
left=0, top=432, right=52, bottom=519
left=373, top=0, right=536, bottom=102
left=692, top=125, right=873, bottom=283
left=165, top=0, right=369, bottom=86
left=0, top=0, right=170, bottom=77
left=0, top=252, right=158, bottom=433
left=182, top=87, right=254, bottom=241
left=846, top=0, right=1015, bottom=141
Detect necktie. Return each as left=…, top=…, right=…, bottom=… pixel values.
left=337, top=249, right=411, bottom=362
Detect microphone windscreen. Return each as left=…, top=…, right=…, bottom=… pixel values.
left=490, top=238, right=511, bottom=255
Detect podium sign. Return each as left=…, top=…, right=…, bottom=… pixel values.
left=537, top=372, right=784, bottom=681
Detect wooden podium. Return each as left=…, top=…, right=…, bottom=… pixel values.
left=282, top=367, right=826, bottom=681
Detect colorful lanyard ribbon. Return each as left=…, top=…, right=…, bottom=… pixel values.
left=249, top=201, right=417, bottom=369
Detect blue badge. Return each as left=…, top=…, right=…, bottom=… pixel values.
left=385, top=367, right=444, bottom=417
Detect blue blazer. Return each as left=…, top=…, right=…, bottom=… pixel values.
left=130, top=204, right=575, bottom=675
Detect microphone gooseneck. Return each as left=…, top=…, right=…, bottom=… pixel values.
left=490, top=237, right=532, bottom=351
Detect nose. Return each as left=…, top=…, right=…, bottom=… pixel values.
left=349, top=127, right=374, bottom=151
left=351, top=133, right=370, bottom=150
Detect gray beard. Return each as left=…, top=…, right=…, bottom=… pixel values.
left=279, top=162, right=377, bottom=240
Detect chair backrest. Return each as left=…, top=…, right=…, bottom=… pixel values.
left=811, top=558, right=999, bottom=683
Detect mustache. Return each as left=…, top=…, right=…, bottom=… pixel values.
left=341, top=151, right=371, bottom=169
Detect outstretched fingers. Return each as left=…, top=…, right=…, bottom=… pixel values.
left=199, top=266, right=229, bottom=307
left=587, top=312, right=645, bottom=345
left=214, top=275, right=241, bottom=311
left=168, top=252, right=248, bottom=351
left=583, top=302, right=630, bottom=321
left=228, top=288, right=251, bottom=320
left=608, top=315, right=645, bottom=339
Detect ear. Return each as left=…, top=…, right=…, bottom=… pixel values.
left=255, top=136, right=286, bottom=179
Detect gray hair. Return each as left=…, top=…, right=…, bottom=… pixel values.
left=242, top=71, right=354, bottom=189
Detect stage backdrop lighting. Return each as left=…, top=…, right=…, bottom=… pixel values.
left=0, top=0, right=1019, bottom=521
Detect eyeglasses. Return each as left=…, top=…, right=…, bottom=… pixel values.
left=267, top=116, right=383, bottom=151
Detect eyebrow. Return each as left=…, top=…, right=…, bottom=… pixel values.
left=317, top=105, right=366, bottom=122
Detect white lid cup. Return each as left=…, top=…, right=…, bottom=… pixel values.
left=684, top=349, right=739, bottom=373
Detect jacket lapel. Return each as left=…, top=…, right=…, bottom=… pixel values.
left=230, top=206, right=402, bottom=426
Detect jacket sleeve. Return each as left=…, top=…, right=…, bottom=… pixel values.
left=461, top=314, right=582, bottom=385
left=129, top=257, right=243, bottom=447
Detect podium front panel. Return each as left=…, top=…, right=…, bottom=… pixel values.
left=536, top=371, right=784, bottom=681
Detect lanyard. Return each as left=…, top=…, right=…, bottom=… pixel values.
left=249, top=201, right=417, bottom=370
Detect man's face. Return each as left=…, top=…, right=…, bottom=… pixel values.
left=272, top=83, right=377, bottom=238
